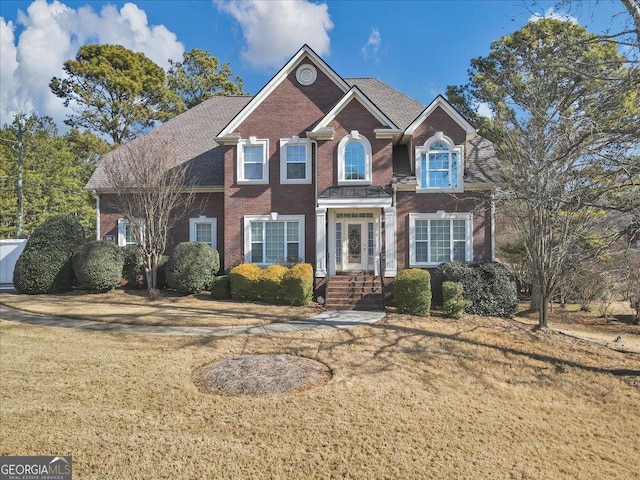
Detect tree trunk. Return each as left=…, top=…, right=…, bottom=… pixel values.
left=530, top=277, right=541, bottom=311
left=538, top=298, right=549, bottom=328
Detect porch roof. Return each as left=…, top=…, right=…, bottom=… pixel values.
left=318, top=186, right=392, bottom=208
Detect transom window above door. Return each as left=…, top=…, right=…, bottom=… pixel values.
left=338, top=131, right=372, bottom=185
left=415, top=132, right=463, bottom=192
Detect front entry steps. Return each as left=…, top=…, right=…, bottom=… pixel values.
left=325, top=273, right=385, bottom=311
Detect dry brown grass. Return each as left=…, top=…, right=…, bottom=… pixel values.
left=193, top=354, right=332, bottom=395
left=1, top=308, right=639, bottom=479
left=0, top=289, right=319, bottom=327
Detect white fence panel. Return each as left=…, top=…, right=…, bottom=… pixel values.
left=0, top=239, right=28, bottom=285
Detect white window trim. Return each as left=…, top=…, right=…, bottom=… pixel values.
left=415, top=132, right=464, bottom=193
left=337, top=130, right=372, bottom=186
left=117, top=218, right=144, bottom=247
left=237, top=136, right=269, bottom=185
left=243, top=214, right=305, bottom=265
left=409, top=212, right=473, bottom=267
left=189, top=215, right=217, bottom=249
left=279, top=136, right=312, bottom=184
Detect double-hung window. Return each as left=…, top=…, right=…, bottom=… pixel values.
left=244, top=215, right=305, bottom=265
left=409, top=213, right=472, bottom=266
left=189, top=215, right=217, bottom=249
left=237, top=137, right=269, bottom=184
left=338, top=131, right=372, bottom=185
left=416, top=133, right=463, bottom=191
left=117, top=218, right=144, bottom=247
left=280, top=136, right=311, bottom=184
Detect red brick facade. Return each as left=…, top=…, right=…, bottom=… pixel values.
left=95, top=47, right=497, bottom=291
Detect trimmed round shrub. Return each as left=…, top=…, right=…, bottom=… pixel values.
left=230, top=263, right=262, bottom=301
left=13, top=215, right=86, bottom=294
left=280, top=263, right=314, bottom=306
left=122, top=246, right=144, bottom=288
left=73, top=241, right=124, bottom=292
left=211, top=275, right=231, bottom=300
left=442, top=281, right=466, bottom=319
left=394, top=268, right=431, bottom=316
left=166, top=242, right=220, bottom=294
left=260, top=265, right=289, bottom=303
left=439, top=262, right=518, bottom=318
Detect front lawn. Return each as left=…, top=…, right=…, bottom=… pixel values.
left=0, top=289, right=319, bottom=327
left=1, top=308, right=638, bottom=479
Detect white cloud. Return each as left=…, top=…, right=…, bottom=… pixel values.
left=0, top=0, right=184, bottom=128
left=477, top=102, right=494, bottom=119
left=216, top=0, right=333, bottom=70
left=361, top=27, right=381, bottom=62
left=529, top=7, right=579, bottom=24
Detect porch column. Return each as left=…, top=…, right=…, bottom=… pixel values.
left=315, top=207, right=327, bottom=277
left=384, top=206, right=397, bottom=277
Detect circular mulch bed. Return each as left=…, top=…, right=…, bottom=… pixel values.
left=193, top=354, right=332, bottom=396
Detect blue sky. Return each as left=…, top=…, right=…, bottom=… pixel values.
left=0, top=0, right=629, bottom=127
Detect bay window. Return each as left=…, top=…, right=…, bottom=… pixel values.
left=416, top=133, right=463, bottom=191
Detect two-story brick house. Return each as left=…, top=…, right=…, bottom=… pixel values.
left=86, top=45, right=501, bottom=308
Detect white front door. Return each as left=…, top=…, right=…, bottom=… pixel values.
left=343, top=220, right=368, bottom=271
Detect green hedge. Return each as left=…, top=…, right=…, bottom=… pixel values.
left=230, top=263, right=262, bottom=301
left=229, top=263, right=313, bottom=306
left=394, top=269, right=431, bottom=316
left=211, top=275, right=231, bottom=300
left=122, top=246, right=144, bottom=288
left=13, top=215, right=86, bottom=294
left=438, top=262, right=518, bottom=318
left=280, top=263, right=313, bottom=306
left=166, top=242, right=220, bottom=294
left=73, top=241, right=124, bottom=292
left=442, top=281, right=466, bottom=319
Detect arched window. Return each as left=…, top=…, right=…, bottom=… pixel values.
left=338, top=131, right=372, bottom=185
left=415, top=133, right=463, bottom=190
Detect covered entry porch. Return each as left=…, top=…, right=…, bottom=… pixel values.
left=315, top=186, right=397, bottom=279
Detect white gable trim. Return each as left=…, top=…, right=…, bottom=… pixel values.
left=217, top=45, right=350, bottom=138
left=311, top=86, right=399, bottom=132
left=405, top=95, right=475, bottom=136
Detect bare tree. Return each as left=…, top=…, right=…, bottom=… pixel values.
left=103, top=136, right=194, bottom=295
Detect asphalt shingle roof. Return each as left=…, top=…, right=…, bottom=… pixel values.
left=86, top=96, right=252, bottom=190
left=86, top=76, right=501, bottom=191
left=346, top=78, right=425, bottom=131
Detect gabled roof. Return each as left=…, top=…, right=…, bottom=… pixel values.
left=346, top=78, right=425, bottom=131
left=311, top=85, right=399, bottom=132
left=405, top=95, right=475, bottom=136
left=86, top=95, right=251, bottom=191
left=217, top=44, right=350, bottom=138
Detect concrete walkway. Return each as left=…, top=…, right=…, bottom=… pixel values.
left=0, top=304, right=385, bottom=336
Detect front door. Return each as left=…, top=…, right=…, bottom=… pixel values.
left=343, top=221, right=368, bottom=271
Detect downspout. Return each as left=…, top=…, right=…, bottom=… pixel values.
left=491, top=191, right=496, bottom=261
left=95, top=192, right=100, bottom=241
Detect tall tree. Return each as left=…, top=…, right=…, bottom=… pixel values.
left=0, top=115, right=105, bottom=239
left=462, top=19, right=639, bottom=328
left=50, top=44, right=180, bottom=145
left=101, top=136, right=195, bottom=295
left=167, top=48, right=246, bottom=110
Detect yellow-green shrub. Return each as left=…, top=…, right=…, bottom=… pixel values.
left=281, top=263, right=313, bottom=306
left=395, top=269, right=431, bottom=316
left=260, top=265, right=288, bottom=303
left=229, top=263, right=262, bottom=301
